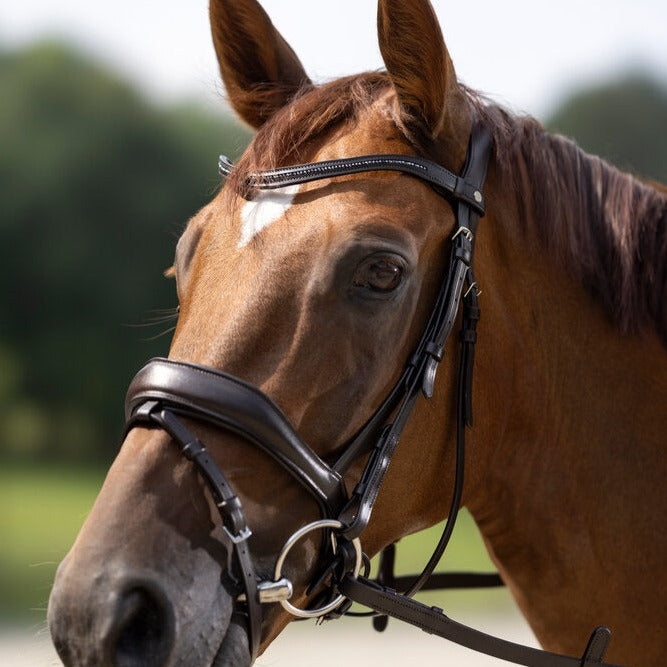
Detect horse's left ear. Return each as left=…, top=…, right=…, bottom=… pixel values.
left=377, top=0, right=470, bottom=166
left=210, top=0, right=312, bottom=129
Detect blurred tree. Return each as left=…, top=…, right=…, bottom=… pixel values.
left=0, top=41, right=251, bottom=463
left=546, top=72, right=667, bottom=184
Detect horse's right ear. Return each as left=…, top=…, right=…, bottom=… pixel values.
left=210, top=0, right=311, bottom=129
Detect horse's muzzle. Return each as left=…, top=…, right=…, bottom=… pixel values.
left=49, top=564, right=176, bottom=667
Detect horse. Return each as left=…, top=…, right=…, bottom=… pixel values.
left=47, top=1, right=666, bottom=666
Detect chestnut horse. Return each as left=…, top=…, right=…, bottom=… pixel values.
left=48, top=1, right=666, bottom=666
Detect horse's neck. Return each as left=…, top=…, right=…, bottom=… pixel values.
left=465, top=148, right=666, bottom=662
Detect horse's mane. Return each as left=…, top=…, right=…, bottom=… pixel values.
left=230, top=72, right=667, bottom=343
left=470, top=94, right=667, bottom=344
left=229, top=72, right=392, bottom=187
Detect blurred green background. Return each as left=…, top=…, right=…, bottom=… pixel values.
left=0, top=39, right=666, bottom=625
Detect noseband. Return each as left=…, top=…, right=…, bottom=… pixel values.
left=124, top=121, right=622, bottom=666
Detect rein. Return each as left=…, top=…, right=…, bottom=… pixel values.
left=124, top=121, right=624, bottom=666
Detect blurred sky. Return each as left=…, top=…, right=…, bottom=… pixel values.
left=1, top=0, right=666, bottom=119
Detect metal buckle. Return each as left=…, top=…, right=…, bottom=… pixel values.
left=463, top=281, right=482, bottom=298
left=273, top=519, right=363, bottom=618
left=218, top=155, right=235, bottom=177
left=223, top=524, right=252, bottom=545
left=452, top=226, right=474, bottom=243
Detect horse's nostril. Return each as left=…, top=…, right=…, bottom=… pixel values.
left=111, top=585, right=174, bottom=667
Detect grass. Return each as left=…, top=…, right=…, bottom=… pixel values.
left=0, top=463, right=105, bottom=621
left=0, top=463, right=511, bottom=623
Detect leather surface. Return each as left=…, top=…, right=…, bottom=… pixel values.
left=219, top=153, right=486, bottom=215
left=126, top=358, right=347, bottom=516
left=154, top=407, right=263, bottom=662
left=340, top=576, right=624, bottom=667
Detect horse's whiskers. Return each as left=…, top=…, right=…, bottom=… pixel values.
left=140, top=325, right=178, bottom=342
left=123, top=307, right=180, bottom=329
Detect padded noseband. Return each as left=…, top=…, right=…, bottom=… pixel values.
left=127, top=358, right=347, bottom=516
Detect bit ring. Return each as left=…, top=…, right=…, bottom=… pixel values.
left=274, top=519, right=362, bottom=618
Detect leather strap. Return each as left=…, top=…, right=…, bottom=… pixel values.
left=336, top=123, right=492, bottom=551
left=398, top=571, right=504, bottom=590
left=373, top=543, right=502, bottom=600
left=130, top=402, right=262, bottom=662
left=219, top=153, right=486, bottom=215
left=582, top=628, right=613, bottom=664
left=340, top=576, right=622, bottom=667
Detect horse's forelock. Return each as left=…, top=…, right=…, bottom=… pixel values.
left=227, top=72, right=394, bottom=196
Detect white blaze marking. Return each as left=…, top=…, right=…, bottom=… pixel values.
left=238, top=185, right=299, bottom=248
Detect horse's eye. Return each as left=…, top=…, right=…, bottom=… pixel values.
left=353, top=255, right=405, bottom=293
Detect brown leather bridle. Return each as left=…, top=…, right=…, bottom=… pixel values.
left=124, top=121, right=623, bottom=666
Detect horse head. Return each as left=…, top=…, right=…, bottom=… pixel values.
left=49, top=2, right=475, bottom=664
left=48, top=1, right=667, bottom=666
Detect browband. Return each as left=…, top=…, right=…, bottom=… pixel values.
left=218, top=153, right=486, bottom=215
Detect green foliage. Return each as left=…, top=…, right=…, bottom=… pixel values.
left=0, top=41, right=251, bottom=463
left=546, top=72, right=667, bottom=184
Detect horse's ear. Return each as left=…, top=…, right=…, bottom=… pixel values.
left=210, top=0, right=312, bottom=129
left=377, top=0, right=469, bottom=164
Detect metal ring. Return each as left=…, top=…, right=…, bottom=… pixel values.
left=274, top=519, right=362, bottom=618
